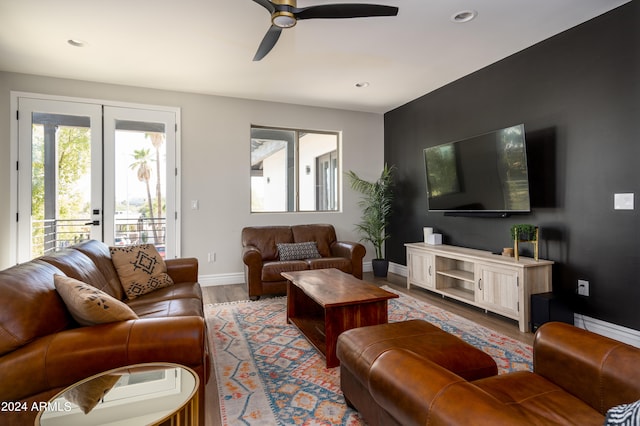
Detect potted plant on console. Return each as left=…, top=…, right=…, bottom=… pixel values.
left=346, top=163, right=396, bottom=277
left=510, top=223, right=539, bottom=261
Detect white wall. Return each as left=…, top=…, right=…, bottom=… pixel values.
left=0, top=71, right=385, bottom=280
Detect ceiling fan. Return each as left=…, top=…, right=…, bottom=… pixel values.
left=251, top=0, right=399, bottom=61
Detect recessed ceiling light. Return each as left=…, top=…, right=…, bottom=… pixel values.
left=355, top=82, right=370, bottom=88
left=67, top=39, right=87, bottom=47
left=451, top=10, right=477, bottom=23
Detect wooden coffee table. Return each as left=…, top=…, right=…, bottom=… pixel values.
left=281, top=268, right=398, bottom=368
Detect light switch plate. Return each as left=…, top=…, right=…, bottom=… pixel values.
left=614, top=193, right=634, bottom=210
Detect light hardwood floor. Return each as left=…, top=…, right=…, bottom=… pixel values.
left=202, top=272, right=535, bottom=426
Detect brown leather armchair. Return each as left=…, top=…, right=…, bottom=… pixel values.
left=0, top=240, right=210, bottom=426
left=242, top=224, right=366, bottom=299
left=343, top=321, right=640, bottom=426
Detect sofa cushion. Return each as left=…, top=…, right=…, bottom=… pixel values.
left=126, top=295, right=204, bottom=318
left=277, top=242, right=321, bottom=261
left=54, top=275, right=138, bottom=326
left=337, top=320, right=498, bottom=389
left=125, top=281, right=203, bottom=305
left=41, top=248, right=120, bottom=300
left=307, top=257, right=351, bottom=273
left=262, top=260, right=308, bottom=282
left=72, top=240, right=125, bottom=300
left=292, top=224, right=337, bottom=257
left=242, top=226, right=294, bottom=261
left=109, top=245, right=174, bottom=299
left=0, top=260, right=71, bottom=356
left=473, top=371, right=605, bottom=424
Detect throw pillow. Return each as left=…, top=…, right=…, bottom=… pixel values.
left=54, top=275, right=138, bottom=326
left=64, top=374, right=121, bottom=414
left=277, top=241, right=321, bottom=261
left=109, top=244, right=174, bottom=299
left=605, top=400, right=640, bottom=425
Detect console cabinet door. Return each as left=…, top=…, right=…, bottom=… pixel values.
left=476, top=263, right=519, bottom=319
left=407, top=249, right=435, bottom=289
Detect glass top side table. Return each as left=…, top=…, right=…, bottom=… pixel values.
left=35, top=363, right=199, bottom=426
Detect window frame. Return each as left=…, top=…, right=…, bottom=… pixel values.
left=250, top=125, right=340, bottom=213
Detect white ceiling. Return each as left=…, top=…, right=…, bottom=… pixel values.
left=0, top=0, right=630, bottom=113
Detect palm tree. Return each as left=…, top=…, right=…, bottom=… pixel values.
left=130, top=148, right=158, bottom=243
left=147, top=132, right=164, bottom=225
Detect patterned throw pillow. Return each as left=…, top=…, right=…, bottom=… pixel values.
left=109, top=244, right=174, bottom=299
left=277, top=242, right=322, bottom=261
left=54, top=275, right=138, bottom=326
left=605, top=400, right=640, bottom=425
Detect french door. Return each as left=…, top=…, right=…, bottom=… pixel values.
left=16, top=96, right=179, bottom=263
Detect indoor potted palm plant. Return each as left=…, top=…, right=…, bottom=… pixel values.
left=346, top=163, right=396, bottom=277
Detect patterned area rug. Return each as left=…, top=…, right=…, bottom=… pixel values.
left=205, top=286, right=533, bottom=425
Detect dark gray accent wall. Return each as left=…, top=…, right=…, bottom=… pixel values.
left=384, top=2, right=639, bottom=331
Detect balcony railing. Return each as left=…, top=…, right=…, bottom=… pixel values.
left=32, top=217, right=166, bottom=258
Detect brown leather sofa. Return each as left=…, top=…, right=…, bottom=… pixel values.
left=0, top=240, right=211, bottom=426
left=338, top=320, right=640, bottom=426
left=242, top=224, right=366, bottom=299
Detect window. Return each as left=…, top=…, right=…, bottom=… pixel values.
left=251, top=126, right=339, bottom=212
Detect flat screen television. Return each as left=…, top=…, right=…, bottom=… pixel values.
left=424, top=124, right=531, bottom=215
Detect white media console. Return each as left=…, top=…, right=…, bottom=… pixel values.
left=405, top=243, right=553, bottom=332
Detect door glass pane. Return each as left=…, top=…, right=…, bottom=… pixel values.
left=299, top=133, right=338, bottom=212
left=30, top=113, right=92, bottom=258
left=113, top=120, right=167, bottom=256
left=315, top=150, right=338, bottom=211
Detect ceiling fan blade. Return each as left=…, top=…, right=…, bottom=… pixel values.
left=252, top=0, right=275, bottom=14
left=294, top=4, right=398, bottom=20
left=253, top=25, right=282, bottom=61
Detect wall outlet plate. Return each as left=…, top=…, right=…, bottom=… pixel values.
left=578, top=279, right=589, bottom=296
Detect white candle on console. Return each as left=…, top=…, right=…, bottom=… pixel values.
left=423, top=227, right=433, bottom=242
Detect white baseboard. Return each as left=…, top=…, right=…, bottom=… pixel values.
left=199, top=272, right=245, bottom=287
left=574, top=314, right=640, bottom=348
left=389, top=262, right=407, bottom=277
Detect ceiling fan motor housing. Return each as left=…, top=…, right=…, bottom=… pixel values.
left=272, top=0, right=297, bottom=28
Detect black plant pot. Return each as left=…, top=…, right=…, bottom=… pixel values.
left=372, top=259, right=389, bottom=277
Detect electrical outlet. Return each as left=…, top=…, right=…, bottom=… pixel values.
left=578, top=279, right=589, bottom=297
left=207, top=252, right=216, bottom=263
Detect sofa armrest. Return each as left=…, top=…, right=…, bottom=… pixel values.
left=369, top=349, right=523, bottom=426
left=165, top=257, right=198, bottom=283
left=242, top=245, right=263, bottom=267
left=242, top=245, right=264, bottom=297
left=331, top=241, right=365, bottom=279
left=534, top=322, right=640, bottom=414
left=0, top=317, right=208, bottom=402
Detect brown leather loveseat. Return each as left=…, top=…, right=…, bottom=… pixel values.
left=0, top=240, right=211, bottom=426
left=242, top=224, right=365, bottom=299
left=339, top=321, right=640, bottom=426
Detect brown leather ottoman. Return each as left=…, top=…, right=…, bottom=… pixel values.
left=336, top=319, right=498, bottom=426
